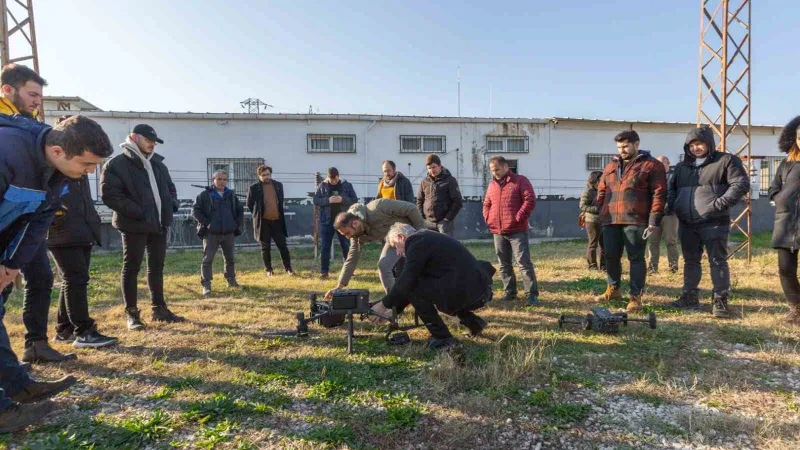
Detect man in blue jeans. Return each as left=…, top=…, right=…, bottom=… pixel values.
left=313, top=167, right=358, bottom=279
left=0, top=114, right=112, bottom=431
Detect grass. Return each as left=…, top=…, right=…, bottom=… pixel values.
left=3, top=239, right=799, bottom=448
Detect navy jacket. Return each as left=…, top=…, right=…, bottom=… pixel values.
left=313, top=180, right=358, bottom=225
left=193, top=186, right=244, bottom=235
left=0, top=115, right=67, bottom=269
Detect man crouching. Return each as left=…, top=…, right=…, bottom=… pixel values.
left=369, top=223, right=495, bottom=350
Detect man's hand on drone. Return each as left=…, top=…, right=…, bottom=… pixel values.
left=324, top=284, right=345, bottom=300
left=369, top=302, right=390, bottom=325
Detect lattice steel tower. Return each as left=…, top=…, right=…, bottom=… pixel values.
left=0, top=0, right=39, bottom=70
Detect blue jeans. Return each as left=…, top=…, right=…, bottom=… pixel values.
left=603, top=224, right=648, bottom=296
left=0, top=287, right=34, bottom=409
left=319, top=222, right=350, bottom=274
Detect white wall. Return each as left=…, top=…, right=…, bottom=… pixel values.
left=47, top=113, right=782, bottom=201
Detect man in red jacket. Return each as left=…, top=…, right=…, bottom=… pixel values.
left=482, top=156, right=539, bottom=306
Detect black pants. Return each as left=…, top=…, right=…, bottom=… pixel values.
left=777, top=248, right=800, bottom=303
left=20, top=243, right=54, bottom=347
left=585, top=221, right=606, bottom=269
left=259, top=220, right=292, bottom=272
left=679, top=224, right=730, bottom=297
left=393, top=286, right=491, bottom=340
left=603, top=224, right=647, bottom=296
left=50, top=246, right=96, bottom=336
left=121, top=231, right=167, bottom=310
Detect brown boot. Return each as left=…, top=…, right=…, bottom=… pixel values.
left=11, top=376, right=78, bottom=404
left=787, top=302, right=800, bottom=326
left=21, top=341, right=77, bottom=363
left=626, top=295, right=643, bottom=313
left=0, top=401, right=54, bottom=433
left=594, top=285, right=622, bottom=302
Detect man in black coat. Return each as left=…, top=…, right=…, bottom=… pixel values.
left=667, top=126, right=750, bottom=317
left=246, top=165, right=293, bottom=277
left=100, top=124, right=184, bottom=330
left=417, top=154, right=462, bottom=238
left=48, top=174, right=118, bottom=348
left=193, top=169, right=244, bottom=295
left=369, top=224, right=494, bottom=350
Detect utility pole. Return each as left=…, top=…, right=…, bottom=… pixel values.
left=697, top=0, right=752, bottom=261
left=0, top=0, right=39, bottom=71
left=240, top=98, right=272, bottom=114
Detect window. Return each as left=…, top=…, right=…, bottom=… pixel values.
left=485, top=136, right=529, bottom=153
left=586, top=153, right=617, bottom=171
left=400, top=135, right=445, bottom=153
left=207, top=158, right=264, bottom=194
left=307, top=134, right=356, bottom=153
left=506, top=159, right=519, bottom=175
left=760, top=156, right=785, bottom=193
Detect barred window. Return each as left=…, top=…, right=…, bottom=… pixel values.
left=760, top=156, right=785, bottom=193
left=307, top=134, right=356, bottom=153
left=485, top=136, right=529, bottom=153
left=207, top=158, right=264, bottom=194
left=400, top=135, right=445, bottom=153
left=586, top=153, right=617, bottom=171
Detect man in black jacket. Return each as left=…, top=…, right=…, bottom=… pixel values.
left=246, top=165, right=293, bottom=277
left=193, top=170, right=244, bottom=295
left=48, top=173, right=117, bottom=349
left=100, top=124, right=184, bottom=330
left=369, top=224, right=494, bottom=350
left=667, top=126, right=750, bottom=317
left=417, top=154, right=463, bottom=238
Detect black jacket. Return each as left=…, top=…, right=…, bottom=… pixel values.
left=246, top=180, right=288, bottom=238
left=193, top=187, right=244, bottom=235
left=416, top=168, right=463, bottom=223
left=376, top=172, right=415, bottom=203
left=47, top=176, right=102, bottom=247
left=313, top=179, right=358, bottom=225
left=100, top=148, right=179, bottom=234
left=381, top=230, right=494, bottom=315
left=667, top=127, right=750, bottom=227
left=769, top=160, right=800, bottom=250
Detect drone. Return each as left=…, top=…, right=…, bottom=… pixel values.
left=558, top=306, right=657, bottom=334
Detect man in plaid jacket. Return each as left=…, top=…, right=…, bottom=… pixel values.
left=594, top=130, right=667, bottom=312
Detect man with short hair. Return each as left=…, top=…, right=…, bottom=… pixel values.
left=194, top=170, right=244, bottom=296
left=594, top=131, right=667, bottom=312
left=417, top=154, right=462, bottom=237
left=369, top=223, right=495, bottom=350
left=0, top=63, right=45, bottom=119
left=376, top=160, right=415, bottom=203
left=0, top=114, right=110, bottom=431
left=247, top=165, right=293, bottom=277
left=101, top=124, right=184, bottom=330
left=483, top=156, right=540, bottom=305
left=325, top=199, right=429, bottom=298
left=647, top=156, right=681, bottom=274
left=667, top=126, right=750, bottom=317
left=313, top=167, right=357, bottom=279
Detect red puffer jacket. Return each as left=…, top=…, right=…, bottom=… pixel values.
left=483, top=173, right=536, bottom=234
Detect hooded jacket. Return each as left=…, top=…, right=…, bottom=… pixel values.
left=667, top=127, right=750, bottom=227
left=100, top=143, right=179, bottom=234
left=193, top=186, right=244, bottom=235
left=376, top=172, right=415, bottom=203
left=337, top=199, right=428, bottom=287
left=417, top=167, right=463, bottom=223
left=0, top=114, right=66, bottom=270
left=769, top=116, right=800, bottom=250
left=596, top=150, right=667, bottom=227
left=47, top=175, right=102, bottom=247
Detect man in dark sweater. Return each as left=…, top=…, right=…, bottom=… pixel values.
left=369, top=224, right=495, bottom=350
left=417, top=154, right=463, bottom=237
left=193, top=169, right=244, bottom=296
left=246, top=165, right=292, bottom=276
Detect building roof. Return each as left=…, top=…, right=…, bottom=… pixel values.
left=550, top=116, right=780, bottom=129
left=44, top=96, right=101, bottom=111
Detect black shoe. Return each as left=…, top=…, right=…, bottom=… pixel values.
left=712, top=296, right=731, bottom=319
left=0, top=401, right=54, bottom=433
left=126, top=308, right=146, bottom=331
left=21, top=341, right=77, bottom=363
left=53, top=330, right=76, bottom=343
left=286, top=269, right=295, bottom=276
left=73, top=331, right=118, bottom=349
left=151, top=305, right=186, bottom=323
left=461, top=316, right=487, bottom=337
left=320, top=273, right=329, bottom=280
left=526, top=294, right=541, bottom=306
left=648, top=267, right=658, bottom=275
left=227, top=280, right=240, bottom=288
left=669, top=266, right=679, bottom=274
left=202, top=285, right=212, bottom=296
left=425, top=336, right=460, bottom=351
left=266, top=270, right=274, bottom=277
left=10, top=376, right=78, bottom=404
left=669, top=291, right=701, bottom=310
left=500, top=293, right=517, bottom=302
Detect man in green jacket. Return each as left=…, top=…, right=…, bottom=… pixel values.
left=325, top=199, right=429, bottom=298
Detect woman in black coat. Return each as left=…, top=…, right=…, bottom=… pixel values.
left=769, top=115, right=800, bottom=326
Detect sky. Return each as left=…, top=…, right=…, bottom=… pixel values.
left=22, top=0, right=800, bottom=125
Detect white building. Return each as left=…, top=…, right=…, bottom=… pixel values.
left=43, top=101, right=785, bottom=202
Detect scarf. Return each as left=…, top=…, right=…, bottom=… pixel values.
left=383, top=173, right=398, bottom=187
left=121, top=137, right=162, bottom=227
